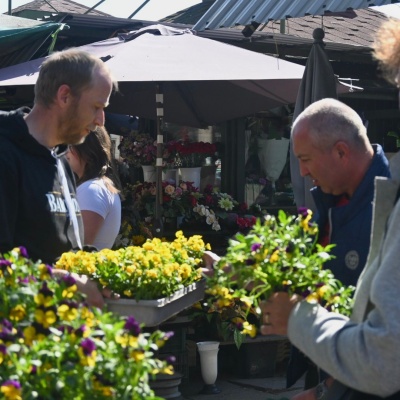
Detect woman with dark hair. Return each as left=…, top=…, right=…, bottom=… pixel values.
left=66, top=126, right=121, bottom=250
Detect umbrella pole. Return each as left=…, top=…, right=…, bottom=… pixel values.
left=153, top=83, right=164, bottom=237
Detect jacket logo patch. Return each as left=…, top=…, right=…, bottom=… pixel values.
left=345, top=250, right=359, bottom=270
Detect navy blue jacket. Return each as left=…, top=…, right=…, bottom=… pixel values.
left=311, top=144, right=390, bottom=287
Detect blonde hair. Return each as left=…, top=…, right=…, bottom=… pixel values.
left=373, top=18, right=400, bottom=85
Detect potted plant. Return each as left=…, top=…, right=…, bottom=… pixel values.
left=127, top=180, right=200, bottom=229
left=55, top=231, right=210, bottom=326
left=0, top=247, right=174, bottom=399
left=119, top=131, right=158, bottom=167
left=165, top=140, right=217, bottom=188
left=202, top=208, right=355, bottom=349
left=186, top=185, right=263, bottom=234
left=119, top=131, right=158, bottom=182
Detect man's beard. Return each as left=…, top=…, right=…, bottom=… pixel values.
left=58, top=99, right=90, bottom=145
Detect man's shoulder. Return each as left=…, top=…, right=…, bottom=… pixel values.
left=0, top=130, right=18, bottom=153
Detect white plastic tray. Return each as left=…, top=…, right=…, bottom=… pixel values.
left=105, top=279, right=206, bottom=327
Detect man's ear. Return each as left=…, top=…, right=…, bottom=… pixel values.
left=56, top=84, right=72, bottom=107
left=334, top=141, right=350, bottom=160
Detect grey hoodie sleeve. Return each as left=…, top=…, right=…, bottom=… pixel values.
left=287, top=184, right=400, bottom=397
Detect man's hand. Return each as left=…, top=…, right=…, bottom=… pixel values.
left=201, top=250, right=221, bottom=276
left=260, top=292, right=301, bottom=336
left=292, top=378, right=333, bottom=400
left=72, top=273, right=105, bottom=308
left=53, top=268, right=108, bottom=308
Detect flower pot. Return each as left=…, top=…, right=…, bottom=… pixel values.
left=257, top=138, right=289, bottom=182
left=164, top=216, right=184, bottom=232
left=151, top=372, right=183, bottom=399
left=197, top=341, right=221, bottom=394
left=162, top=168, right=178, bottom=183
left=105, top=279, right=206, bottom=327
left=142, top=165, right=156, bottom=183
left=179, top=167, right=202, bottom=189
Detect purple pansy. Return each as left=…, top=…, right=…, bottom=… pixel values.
left=124, top=316, right=141, bottom=336
left=80, top=338, right=96, bottom=355
left=19, top=247, right=29, bottom=258
left=251, top=243, right=261, bottom=252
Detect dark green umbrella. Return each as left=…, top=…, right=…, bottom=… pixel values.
left=290, top=28, right=340, bottom=212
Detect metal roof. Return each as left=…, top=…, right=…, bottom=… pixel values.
left=192, top=0, right=399, bottom=31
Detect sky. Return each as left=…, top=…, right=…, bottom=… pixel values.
left=1, top=0, right=202, bottom=20
left=2, top=1, right=400, bottom=22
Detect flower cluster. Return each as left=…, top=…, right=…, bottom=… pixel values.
left=119, top=131, right=157, bottom=167
left=165, top=140, right=217, bottom=168
left=119, top=133, right=217, bottom=170
left=0, top=247, right=174, bottom=399
left=191, top=185, right=261, bottom=233
left=56, top=231, right=209, bottom=300
left=130, top=180, right=200, bottom=223
left=204, top=209, right=355, bottom=348
left=192, top=204, right=221, bottom=231
left=125, top=181, right=262, bottom=234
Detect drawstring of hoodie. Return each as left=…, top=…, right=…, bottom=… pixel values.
left=52, top=149, right=83, bottom=250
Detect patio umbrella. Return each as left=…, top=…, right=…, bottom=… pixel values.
left=0, top=24, right=306, bottom=128
left=0, top=24, right=307, bottom=234
left=289, top=28, right=356, bottom=212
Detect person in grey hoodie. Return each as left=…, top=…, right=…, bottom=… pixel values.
left=260, top=18, right=400, bottom=400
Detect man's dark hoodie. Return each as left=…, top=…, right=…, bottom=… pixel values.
left=0, top=108, right=83, bottom=264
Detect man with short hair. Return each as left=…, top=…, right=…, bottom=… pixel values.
left=261, top=18, right=400, bottom=399
left=0, top=49, right=117, bottom=307
left=287, top=97, right=391, bottom=393
left=294, top=98, right=390, bottom=288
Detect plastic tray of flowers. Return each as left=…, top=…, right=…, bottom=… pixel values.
left=55, top=232, right=211, bottom=327
left=105, top=279, right=206, bottom=327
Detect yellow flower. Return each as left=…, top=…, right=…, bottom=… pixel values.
left=269, top=250, right=279, bottom=263
left=130, top=350, right=145, bottom=362
left=306, top=292, right=319, bottom=304
left=242, top=321, right=257, bottom=338
left=9, top=305, right=26, bottom=322
left=179, top=264, right=192, bottom=279
left=62, top=284, right=77, bottom=298
left=1, top=382, right=22, bottom=400
left=78, top=347, right=97, bottom=367
left=34, top=309, right=57, bottom=328
left=34, top=293, right=53, bottom=307
left=316, top=285, right=328, bottom=299
left=132, top=235, right=145, bottom=245
left=23, top=326, right=36, bottom=346
left=38, top=263, right=51, bottom=280
left=57, top=304, right=78, bottom=321
left=161, top=365, right=174, bottom=375
left=115, top=334, right=139, bottom=348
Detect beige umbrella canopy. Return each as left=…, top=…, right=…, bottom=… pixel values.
left=0, top=24, right=306, bottom=128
